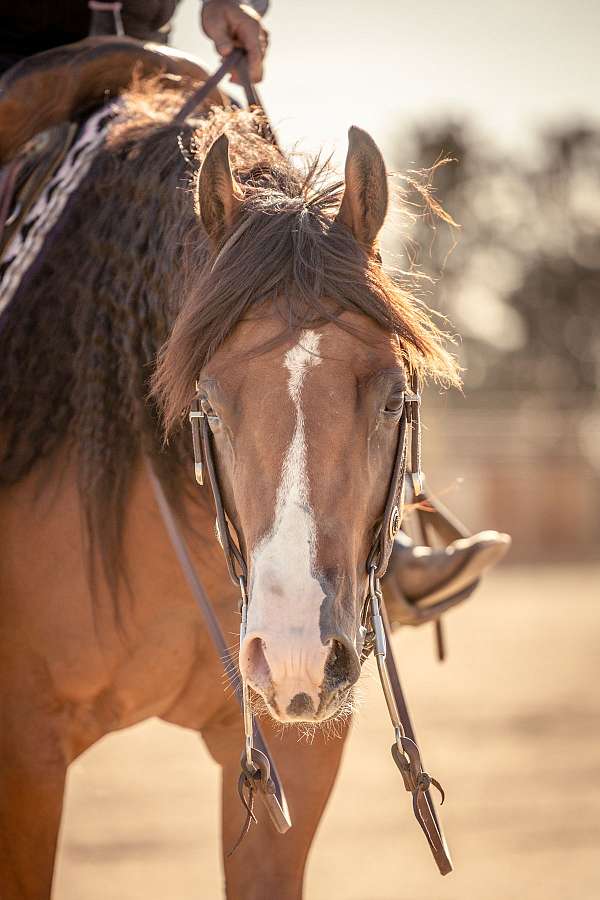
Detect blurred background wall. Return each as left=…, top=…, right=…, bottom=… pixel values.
left=174, top=0, right=600, bottom=563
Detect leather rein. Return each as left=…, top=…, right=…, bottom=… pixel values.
left=149, top=52, right=452, bottom=874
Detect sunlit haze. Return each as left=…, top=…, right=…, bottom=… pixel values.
left=173, top=0, right=600, bottom=163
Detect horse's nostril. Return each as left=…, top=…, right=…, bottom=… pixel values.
left=243, top=636, right=272, bottom=690
left=324, top=639, right=359, bottom=690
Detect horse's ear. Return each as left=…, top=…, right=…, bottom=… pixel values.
left=196, top=134, right=242, bottom=244
left=335, top=126, right=388, bottom=249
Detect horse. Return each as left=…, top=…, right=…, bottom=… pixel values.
left=0, top=75, right=459, bottom=899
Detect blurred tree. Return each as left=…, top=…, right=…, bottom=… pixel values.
left=390, top=121, right=600, bottom=405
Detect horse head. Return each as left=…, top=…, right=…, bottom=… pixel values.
left=156, top=124, right=457, bottom=724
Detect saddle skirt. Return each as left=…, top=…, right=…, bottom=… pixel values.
left=0, top=36, right=228, bottom=164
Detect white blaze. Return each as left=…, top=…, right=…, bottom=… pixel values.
left=247, top=330, right=328, bottom=701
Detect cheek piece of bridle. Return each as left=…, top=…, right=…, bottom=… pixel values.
left=150, top=50, right=451, bottom=873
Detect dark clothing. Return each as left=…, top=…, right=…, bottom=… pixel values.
left=0, top=1, right=179, bottom=75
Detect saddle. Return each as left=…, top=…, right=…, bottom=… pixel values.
left=0, top=36, right=230, bottom=261
left=0, top=35, right=229, bottom=164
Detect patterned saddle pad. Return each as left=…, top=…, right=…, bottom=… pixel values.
left=0, top=101, right=119, bottom=319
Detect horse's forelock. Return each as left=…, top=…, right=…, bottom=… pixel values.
left=153, top=161, right=461, bottom=435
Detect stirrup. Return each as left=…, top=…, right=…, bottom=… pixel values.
left=383, top=476, right=510, bottom=626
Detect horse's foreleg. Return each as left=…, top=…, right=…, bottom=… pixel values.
left=0, top=691, right=67, bottom=900
left=202, top=710, right=350, bottom=900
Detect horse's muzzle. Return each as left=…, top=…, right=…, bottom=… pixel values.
left=240, top=630, right=361, bottom=723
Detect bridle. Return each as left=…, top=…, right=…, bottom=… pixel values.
left=186, top=368, right=451, bottom=874
left=148, top=52, right=453, bottom=874
left=189, top=373, right=420, bottom=630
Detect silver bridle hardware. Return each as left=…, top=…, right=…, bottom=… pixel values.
left=389, top=505, right=401, bottom=540
left=188, top=410, right=204, bottom=486
left=238, top=575, right=256, bottom=772
left=189, top=392, right=205, bottom=486
left=404, top=387, right=423, bottom=495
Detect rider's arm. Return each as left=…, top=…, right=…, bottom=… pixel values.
left=200, top=0, right=269, bottom=83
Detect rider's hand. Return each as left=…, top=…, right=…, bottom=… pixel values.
left=201, top=1, right=269, bottom=83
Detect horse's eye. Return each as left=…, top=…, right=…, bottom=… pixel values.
left=383, top=391, right=404, bottom=414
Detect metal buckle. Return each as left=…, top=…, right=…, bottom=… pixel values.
left=388, top=504, right=401, bottom=540
left=188, top=405, right=205, bottom=486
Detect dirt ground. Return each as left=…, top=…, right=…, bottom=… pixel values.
left=52, top=563, right=600, bottom=900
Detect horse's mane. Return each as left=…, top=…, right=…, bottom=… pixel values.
left=0, top=78, right=459, bottom=590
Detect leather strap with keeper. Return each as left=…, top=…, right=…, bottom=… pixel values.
left=375, top=372, right=422, bottom=579
left=381, top=604, right=452, bottom=874
left=363, top=374, right=453, bottom=876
